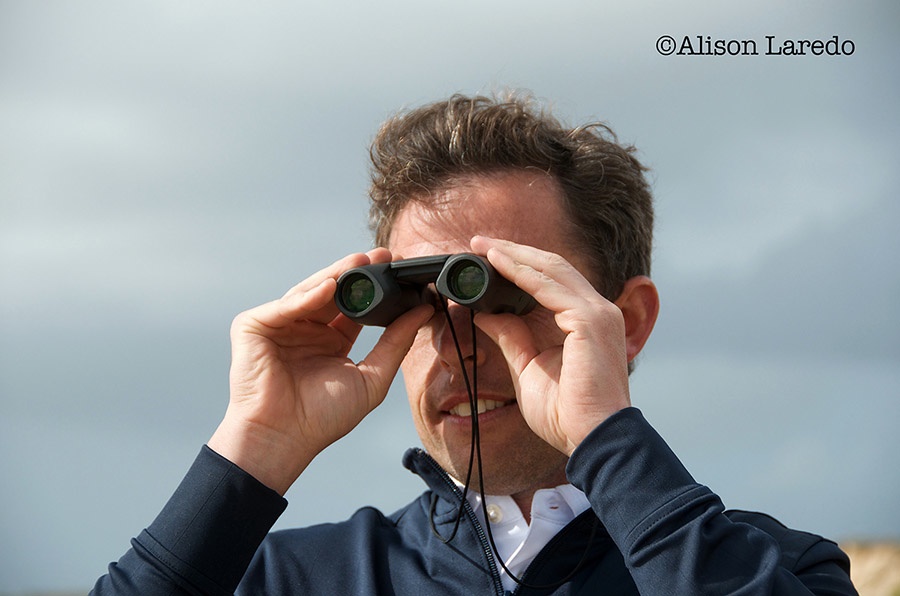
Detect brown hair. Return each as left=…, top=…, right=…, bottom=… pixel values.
left=368, top=93, right=653, bottom=299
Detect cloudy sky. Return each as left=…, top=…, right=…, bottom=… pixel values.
left=1, top=1, right=898, bottom=593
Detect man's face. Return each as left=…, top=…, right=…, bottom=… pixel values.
left=388, top=170, right=595, bottom=496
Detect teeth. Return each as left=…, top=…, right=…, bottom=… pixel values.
left=449, top=399, right=506, bottom=417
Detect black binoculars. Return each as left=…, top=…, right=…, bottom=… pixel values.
left=335, top=253, right=536, bottom=326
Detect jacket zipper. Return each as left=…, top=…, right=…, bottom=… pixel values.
left=415, top=448, right=506, bottom=596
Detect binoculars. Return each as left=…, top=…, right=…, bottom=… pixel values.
left=335, top=253, right=536, bottom=326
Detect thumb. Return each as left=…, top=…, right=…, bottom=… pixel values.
left=473, top=313, right=538, bottom=380
left=357, top=304, right=434, bottom=408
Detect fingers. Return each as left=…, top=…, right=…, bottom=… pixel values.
left=357, top=304, right=434, bottom=406
left=280, top=248, right=391, bottom=305
left=471, top=234, right=628, bottom=379
left=471, top=235, right=606, bottom=322
left=244, top=249, right=394, bottom=333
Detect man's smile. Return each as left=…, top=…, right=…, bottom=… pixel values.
left=447, top=398, right=515, bottom=418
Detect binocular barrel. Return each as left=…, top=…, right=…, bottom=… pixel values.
left=335, top=253, right=536, bottom=326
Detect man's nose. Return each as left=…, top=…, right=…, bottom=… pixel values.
left=435, top=301, right=488, bottom=371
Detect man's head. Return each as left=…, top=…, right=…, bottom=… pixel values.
left=369, top=93, right=657, bottom=499
left=368, top=92, right=653, bottom=300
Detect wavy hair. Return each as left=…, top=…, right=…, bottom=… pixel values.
left=368, top=93, right=653, bottom=299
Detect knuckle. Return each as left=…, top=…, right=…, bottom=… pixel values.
left=231, top=309, right=252, bottom=330
left=230, top=312, right=256, bottom=339
left=540, top=251, right=570, bottom=271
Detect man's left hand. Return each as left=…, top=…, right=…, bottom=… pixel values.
left=470, top=235, right=658, bottom=456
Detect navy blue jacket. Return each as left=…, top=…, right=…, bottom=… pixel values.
left=92, top=408, right=856, bottom=595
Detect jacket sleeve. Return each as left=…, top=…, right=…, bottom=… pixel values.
left=565, top=407, right=857, bottom=595
left=91, top=446, right=287, bottom=596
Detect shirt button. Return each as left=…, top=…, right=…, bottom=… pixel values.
left=486, top=503, right=503, bottom=523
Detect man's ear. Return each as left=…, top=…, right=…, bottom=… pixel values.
left=614, top=276, right=659, bottom=363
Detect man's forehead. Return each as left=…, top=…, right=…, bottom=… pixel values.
left=387, top=171, right=570, bottom=252
left=387, top=205, right=476, bottom=258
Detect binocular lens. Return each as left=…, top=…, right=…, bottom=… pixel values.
left=340, top=274, right=376, bottom=313
left=449, top=263, right=486, bottom=300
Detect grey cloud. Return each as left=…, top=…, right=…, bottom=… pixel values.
left=2, top=0, right=898, bottom=592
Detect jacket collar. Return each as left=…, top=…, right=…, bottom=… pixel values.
left=402, top=447, right=468, bottom=519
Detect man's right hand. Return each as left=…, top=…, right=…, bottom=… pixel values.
left=207, top=248, right=433, bottom=495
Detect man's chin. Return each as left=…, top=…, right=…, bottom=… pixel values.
left=438, top=446, right=569, bottom=497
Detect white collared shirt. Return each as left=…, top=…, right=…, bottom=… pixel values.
left=464, top=485, right=592, bottom=592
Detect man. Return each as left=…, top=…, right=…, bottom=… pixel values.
left=93, top=94, right=856, bottom=594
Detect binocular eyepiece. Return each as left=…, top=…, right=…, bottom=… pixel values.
left=335, top=253, right=536, bottom=326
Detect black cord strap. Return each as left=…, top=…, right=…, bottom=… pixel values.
left=426, top=301, right=598, bottom=589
